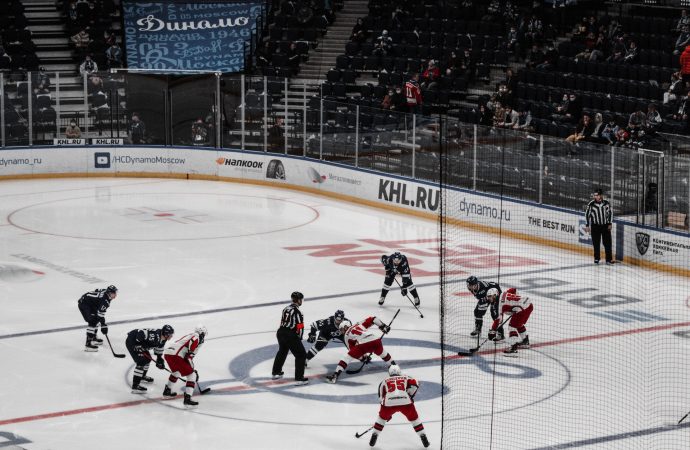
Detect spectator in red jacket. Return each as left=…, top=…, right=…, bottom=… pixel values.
left=405, top=73, right=423, bottom=114
left=681, top=44, right=690, bottom=83
left=421, top=60, right=440, bottom=89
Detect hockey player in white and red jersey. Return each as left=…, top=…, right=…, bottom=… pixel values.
left=486, top=287, right=533, bottom=356
left=325, top=316, right=396, bottom=384
left=368, top=365, right=429, bottom=448
left=163, top=325, right=207, bottom=406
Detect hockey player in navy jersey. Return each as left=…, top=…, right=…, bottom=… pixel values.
left=466, top=275, right=503, bottom=340
left=306, top=310, right=349, bottom=364
left=126, top=325, right=175, bottom=393
left=77, top=285, right=117, bottom=351
left=379, top=252, right=420, bottom=306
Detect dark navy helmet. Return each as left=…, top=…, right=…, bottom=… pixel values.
left=392, top=252, right=402, bottom=260
left=466, top=276, right=478, bottom=285
left=161, top=324, right=174, bottom=337
left=106, top=285, right=118, bottom=293
left=334, top=310, right=345, bottom=323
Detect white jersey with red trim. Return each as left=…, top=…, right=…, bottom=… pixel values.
left=344, top=316, right=384, bottom=349
left=491, top=288, right=532, bottom=329
left=378, top=375, right=419, bottom=406
left=164, top=332, right=202, bottom=360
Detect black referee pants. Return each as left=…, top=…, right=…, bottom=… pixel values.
left=272, top=327, right=306, bottom=380
left=591, top=224, right=612, bottom=262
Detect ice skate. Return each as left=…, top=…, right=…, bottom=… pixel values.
left=131, top=384, right=147, bottom=394
left=163, top=386, right=177, bottom=398
left=369, top=433, right=378, bottom=447
left=378, top=297, right=385, bottom=306
left=183, top=393, right=198, bottom=407
left=325, top=372, right=340, bottom=384
left=84, top=339, right=98, bottom=352
left=503, top=343, right=519, bottom=356
left=518, top=336, right=530, bottom=349
left=421, top=434, right=430, bottom=448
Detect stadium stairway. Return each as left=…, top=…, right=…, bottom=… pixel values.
left=298, top=0, right=368, bottom=81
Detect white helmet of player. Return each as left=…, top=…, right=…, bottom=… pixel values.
left=339, top=319, right=352, bottom=334
left=486, top=288, right=499, bottom=301
left=195, top=325, right=207, bottom=341
left=388, top=364, right=402, bottom=376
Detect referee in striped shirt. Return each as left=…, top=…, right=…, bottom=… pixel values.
left=585, top=189, right=613, bottom=264
left=272, top=291, right=309, bottom=385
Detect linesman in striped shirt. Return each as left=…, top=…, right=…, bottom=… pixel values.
left=272, top=291, right=309, bottom=385
left=585, top=189, right=613, bottom=264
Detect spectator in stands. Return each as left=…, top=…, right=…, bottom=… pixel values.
left=645, top=104, right=662, bottom=135
left=128, top=112, right=146, bottom=144
left=607, top=36, right=626, bottom=63
left=551, top=93, right=570, bottom=120
left=627, top=110, right=646, bottom=134
left=664, top=72, right=684, bottom=105
left=421, top=60, right=440, bottom=90
left=525, top=44, right=544, bottom=69
left=381, top=89, right=393, bottom=110
left=65, top=120, right=81, bottom=139
left=71, top=27, right=91, bottom=56
left=585, top=113, right=605, bottom=144
left=566, top=114, right=593, bottom=143
left=503, top=68, right=517, bottom=94
left=390, top=86, right=406, bottom=111
left=681, top=44, right=690, bottom=83
left=79, top=54, right=98, bottom=79
left=477, top=103, right=493, bottom=128
left=191, top=118, right=209, bottom=146
left=269, top=117, right=284, bottom=150
left=506, top=26, right=520, bottom=58
left=497, top=105, right=519, bottom=129
left=614, top=125, right=631, bottom=147
left=373, top=30, right=392, bottom=57
left=350, top=18, right=366, bottom=43
left=493, top=84, right=513, bottom=108
left=514, top=109, right=533, bottom=133
left=32, top=68, right=51, bottom=88
left=67, top=1, right=80, bottom=30
left=536, top=41, right=558, bottom=70
left=459, top=48, right=477, bottom=81
left=675, top=26, right=690, bottom=55
left=601, top=116, right=618, bottom=145
left=405, top=73, right=422, bottom=114
left=287, top=42, right=301, bottom=71
left=105, top=43, right=122, bottom=69
left=676, top=9, right=690, bottom=32
left=668, top=90, right=690, bottom=126
left=256, top=41, right=273, bottom=67
left=0, top=46, right=12, bottom=70
left=103, top=29, right=116, bottom=47
left=623, top=40, right=638, bottom=64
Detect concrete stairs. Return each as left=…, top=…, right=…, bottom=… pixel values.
left=298, top=0, right=368, bottom=80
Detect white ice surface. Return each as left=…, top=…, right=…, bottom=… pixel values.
left=0, top=178, right=688, bottom=450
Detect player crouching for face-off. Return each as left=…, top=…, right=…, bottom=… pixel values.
left=126, top=324, right=174, bottom=394
left=78, top=285, right=118, bottom=351
left=486, top=288, right=533, bottom=356
left=369, top=365, right=429, bottom=448
left=325, top=316, right=396, bottom=384
left=163, top=326, right=207, bottom=407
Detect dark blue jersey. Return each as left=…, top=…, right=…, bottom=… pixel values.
left=471, top=280, right=502, bottom=319
left=127, top=328, right=167, bottom=355
left=308, top=315, right=347, bottom=342
left=78, top=289, right=112, bottom=324
left=382, top=254, right=412, bottom=276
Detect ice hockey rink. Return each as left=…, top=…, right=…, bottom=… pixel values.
left=1, top=177, right=689, bottom=450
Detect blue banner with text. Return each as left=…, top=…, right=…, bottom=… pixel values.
left=123, top=1, right=262, bottom=73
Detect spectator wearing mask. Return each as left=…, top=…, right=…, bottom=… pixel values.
left=71, top=27, right=91, bottom=55
left=627, top=110, right=646, bottom=133
left=585, top=113, right=605, bottom=143
left=191, top=118, right=208, bottom=146
left=391, top=86, right=406, bottom=111
left=601, top=116, right=619, bottom=145
left=65, top=120, right=81, bottom=139
left=381, top=89, right=394, bottom=110
left=498, top=105, right=519, bottom=128
left=128, top=112, right=146, bottom=144
left=373, top=30, right=392, bottom=56
left=79, top=54, right=98, bottom=79
left=513, top=109, right=533, bottom=132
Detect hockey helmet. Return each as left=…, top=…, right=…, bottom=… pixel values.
left=106, top=285, right=118, bottom=293
left=195, top=325, right=208, bottom=343
left=334, top=310, right=345, bottom=324
left=486, top=288, right=499, bottom=301
left=392, top=252, right=402, bottom=262
left=388, top=364, right=402, bottom=376
left=466, top=276, right=479, bottom=292
left=161, top=324, right=174, bottom=337
left=291, top=291, right=304, bottom=302
left=339, top=319, right=352, bottom=334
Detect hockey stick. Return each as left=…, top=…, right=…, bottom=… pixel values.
left=104, top=334, right=126, bottom=358
left=393, top=278, right=424, bottom=318
left=678, top=410, right=690, bottom=425
left=346, top=309, right=401, bottom=375
left=355, top=426, right=373, bottom=438
left=457, top=314, right=513, bottom=357
left=144, top=353, right=211, bottom=394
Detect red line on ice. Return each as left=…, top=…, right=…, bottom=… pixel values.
left=3, top=320, right=690, bottom=426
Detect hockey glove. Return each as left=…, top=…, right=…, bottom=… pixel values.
left=156, top=356, right=165, bottom=370
left=381, top=255, right=388, bottom=265
left=488, top=330, right=497, bottom=341
left=307, top=334, right=316, bottom=344
left=401, top=288, right=408, bottom=297
left=379, top=324, right=391, bottom=334
left=100, top=324, right=109, bottom=335
left=133, top=345, right=144, bottom=354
